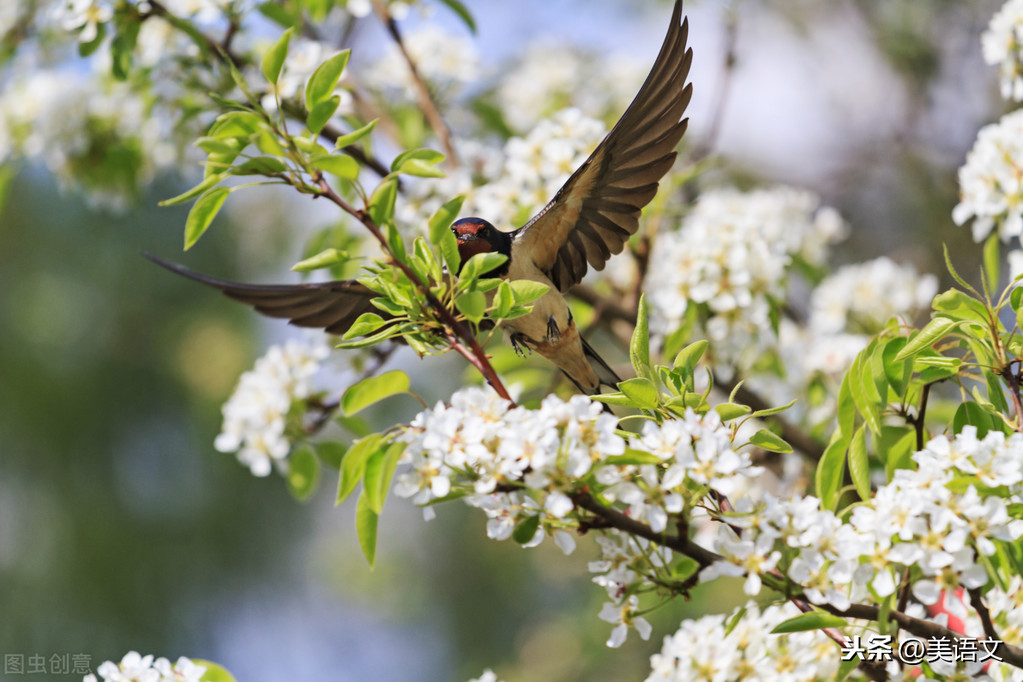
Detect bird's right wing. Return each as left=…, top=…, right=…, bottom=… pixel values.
left=146, top=254, right=383, bottom=336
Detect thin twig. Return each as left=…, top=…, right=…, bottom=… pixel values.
left=306, top=343, right=399, bottom=434
left=371, top=0, right=459, bottom=165
left=725, top=380, right=826, bottom=462
left=968, top=587, right=1002, bottom=644
left=915, top=383, right=931, bottom=451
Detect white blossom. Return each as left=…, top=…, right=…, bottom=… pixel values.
left=953, top=109, right=1023, bottom=243
left=52, top=0, right=112, bottom=43
left=83, top=652, right=206, bottom=682
left=215, top=337, right=330, bottom=476
left=983, top=0, right=1023, bottom=100
left=366, top=24, right=480, bottom=99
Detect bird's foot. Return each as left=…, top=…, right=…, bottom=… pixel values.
left=510, top=333, right=532, bottom=358
left=546, top=315, right=561, bottom=342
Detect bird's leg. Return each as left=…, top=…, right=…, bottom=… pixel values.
left=546, top=315, right=561, bottom=342
left=510, top=332, right=532, bottom=358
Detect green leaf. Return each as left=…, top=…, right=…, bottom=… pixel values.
left=881, top=337, right=910, bottom=396
left=363, top=442, right=404, bottom=514
left=984, top=233, right=1000, bottom=293
left=396, top=159, right=446, bottom=178
left=895, top=316, right=959, bottom=361
left=460, top=252, right=508, bottom=283
left=816, top=430, right=848, bottom=511
left=306, top=94, right=341, bottom=135
left=368, top=177, right=398, bottom=226
left=436, top=0, right=477, bottom=33
left=110, top=21, right=140, bottom=80
left=184, top=187, right=230, bottom=251
left=723, top=606, right=749, bottom=637
left=715, top=403, right=751, bottom=421
left=943, top=243, right=981, bottom=298
left=630, top=294, right=653, bottom=382
left=750, top=429, right=792, bottom=454
left=455, top=291, right=487, bottom=323
left=428, top=195, right=464, bottom=271
left=391, top=148, right=446, bottom=171
left=508, top=280, right=550, bottom=305
left=78, top=21, right=106, bottom=57
left=232, top=156, right=287, bottom=175
left=771, top=612, right=848, bottom=634
left=953, top=402, right=995, bottom=438
left=343, top=312, right=387, bottom=340
left=333, top=119, right=379, bottom=150
left=618, top=377, right=660, bottom=409
left=316, top=441, right=346, bottom=470
left=293, top=248, right=349, bottom=273
left=286, top=446, right=320, bottom=501
left=336, top=434, right=384, bottom=505
left=849, top=352, right=882, bottom=435
left=160, top=174, right=227, bottom=207
left=257, top=1, right=300, bottom=27
left=603, top=449, right=665, bottom=466
left=313, top=153, right=360, bottom=180
left=342, top=370, right=410, bottom=415
left=262, top=27, right=294, bottom=84
left=751, top=399, right=797, bottom=418
left=848, top=425, right=870, bottom=500
left=194, top=661, right=237, bottom=682
left=493, top=281, right=515, bottom=317
left=512, top=515, right=540, bottom=544
left=305, top=49, right=351, bottom=110
left=672, top=339, right=708, bottom=376
left=356, top=491, right=379, bottom=567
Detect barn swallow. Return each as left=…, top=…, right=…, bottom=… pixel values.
left=149, top=0, right=692, bottom=395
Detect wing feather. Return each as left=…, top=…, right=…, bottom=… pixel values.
left=145, top=254, right=384, bottom=337
left=512, top=0, right=693, bottom=292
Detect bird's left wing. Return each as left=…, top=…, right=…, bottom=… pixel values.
left=146, top=254, right=383, bottom=336
left=512, top=0, right=693, bottom=293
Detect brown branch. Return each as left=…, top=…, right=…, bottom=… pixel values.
left=305, top=343, right=398, bottom=434
left=313, top=176, right=511, bottom=401
left=914, top=382, right=931, bottom=451
left=1003, top=360, right=1023, bottom=431
left=969, top=587, right=1002, bottom=644
left=371, top=0, right=459, bottom=166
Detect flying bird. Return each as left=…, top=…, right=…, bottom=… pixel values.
left=150, top=0, right=692, bottom=395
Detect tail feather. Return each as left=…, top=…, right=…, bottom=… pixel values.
left=580, top=336, right=621, bottom=392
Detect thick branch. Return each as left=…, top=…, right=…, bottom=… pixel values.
left=371, top=0, right=459, bottom=165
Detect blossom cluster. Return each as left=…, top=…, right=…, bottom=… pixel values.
left=396, top=108, right=606, bottom=231
left=398, top=386, right=764, bottom=646
left=646, top=186, right=847, bottom=369
left=83, top=652, right=205, bottom=682
left=983, top=0, right=1023, bottom=101
left=706, top=427, right=1023, bottom=612
left=645, top=602, right=841, bottom=681
left=367, top=24, right=481, bottom=100
left=953, top=109, right=1023, bottom=244
left=214, top=337, right=330, bottom=477
left=493, top=42, right=647, bottom=132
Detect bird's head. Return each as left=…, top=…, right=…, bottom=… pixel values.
left=451, top=218, right=512, bottom=276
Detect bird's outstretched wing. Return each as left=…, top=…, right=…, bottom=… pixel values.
left=145, top=254, right=382, bottom=336
left=512, top=0, right=693, bottom=293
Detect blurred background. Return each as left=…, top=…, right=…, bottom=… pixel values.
left=0, top=0, right=1008, bottom=679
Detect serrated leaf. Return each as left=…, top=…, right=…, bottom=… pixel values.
left=848, top=425, right=870, bottom=500
left=630, top=294, right=653, bottom=382
left=262, top=27, right=294, bottom=84
left=512, top=515, right=540, bottom=544
left=343, top=312, right=387, bottom=340
left=750, top=429, right=792, bottom=454
left=313, top=153, right=360, bottom=180
left=184, top=187, right=230, bottom=250
left=305, top=50, right=351, bottom=110
left=771, top=612, right=848, bottom=634
left=895, top=317, right=959, bottom=361
left=307, top=94, right=341, bottom=135
left=286, top=446, right=320, bottom=501
left=356, top=491, right=379, bottom=567
left=618, top=377, right=659, bottom=409
left=292, top=247, right=349, bottom=272
left=333, top=119, right=379, bottom=150
left=455, top=291, right=487, bottom=323
left=336, top=434, right=384, bottom=505
left=342, top=370, right=410, bottom=415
